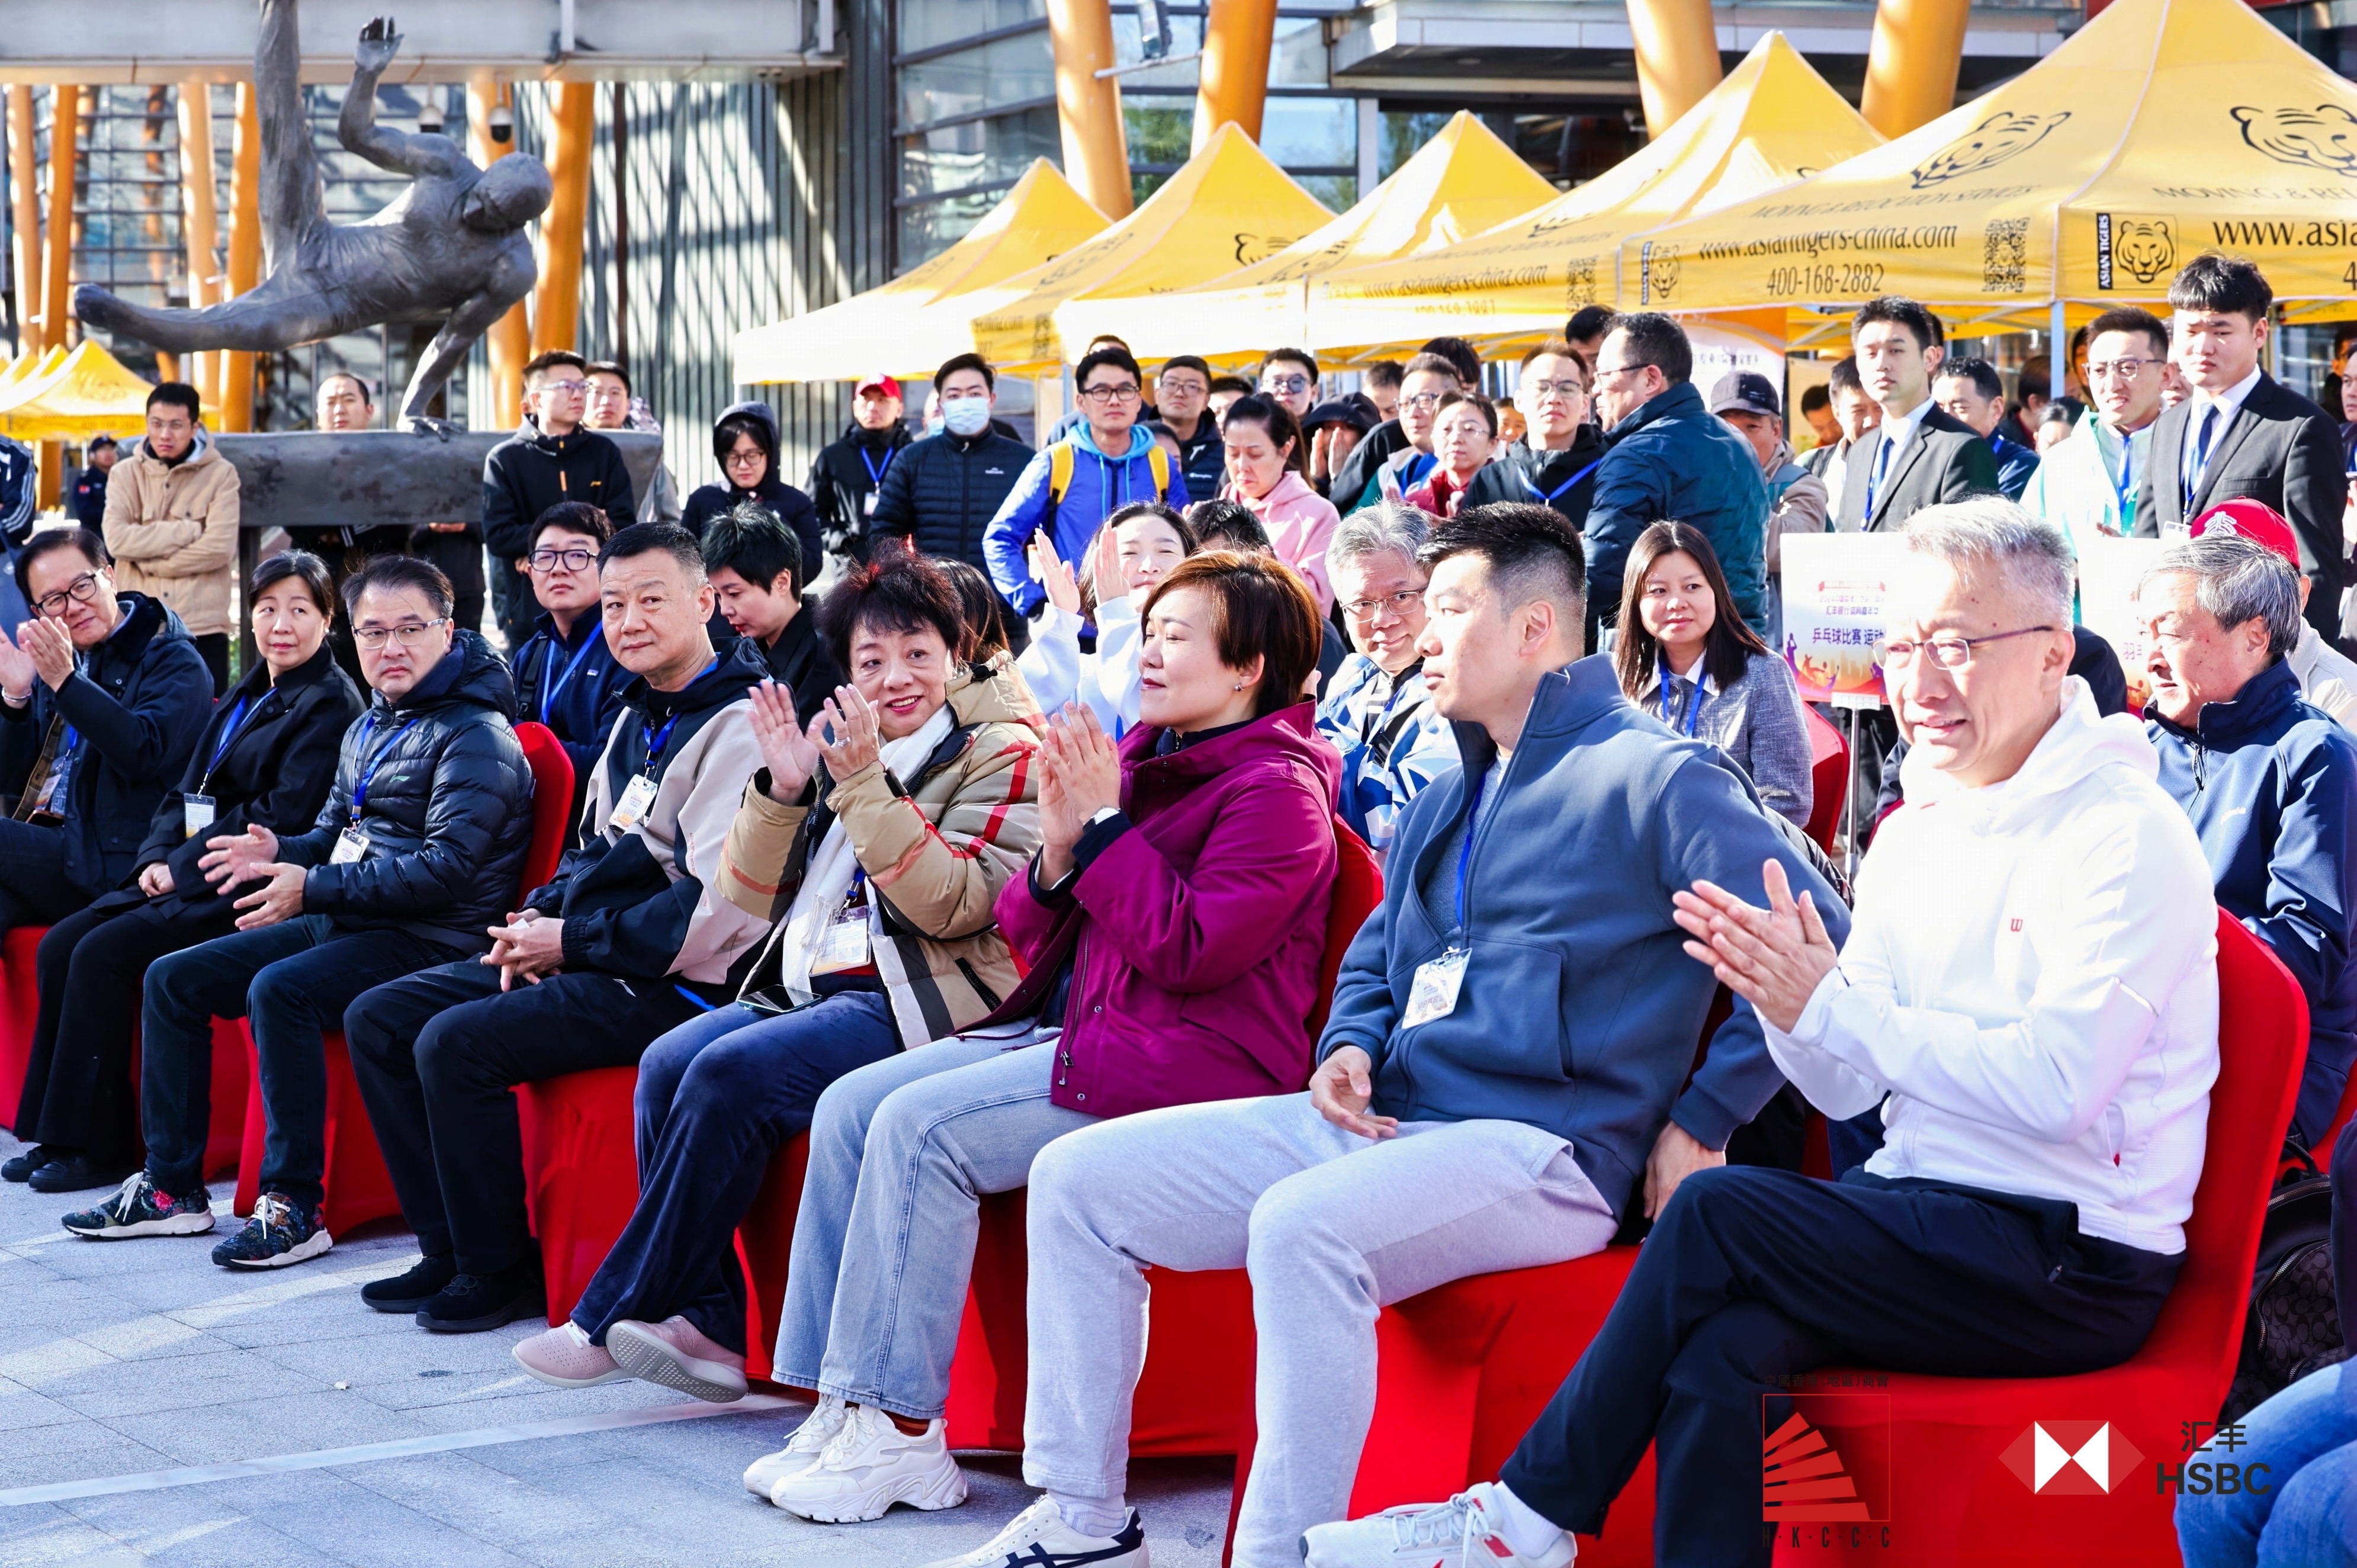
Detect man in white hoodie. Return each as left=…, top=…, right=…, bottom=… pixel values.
left=1302, top=498, right=2219, bottom=1568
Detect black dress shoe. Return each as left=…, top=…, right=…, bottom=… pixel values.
left=2, top=1146, right=53, bottom=1183
left=27, top=1155, right=138, bottom=1194
left=416, top=1262, right=545, bottom=1334
left=361, top=1253, right=458, bottom=1314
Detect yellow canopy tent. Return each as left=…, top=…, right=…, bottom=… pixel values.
left=1052, top=112, right=1558, bottom=368
left=1305, top=34, right=1881, bottom=358
left=965, top=123, right=1334, bottom=375
left=1627, top=0, right=2357, bottom=345
left=1, top=340, right=155, bottom=441
left=731, top=160, right=1109, bottom=384
left=0, top=346, right=70, bottom=415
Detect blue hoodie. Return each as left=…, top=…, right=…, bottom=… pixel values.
left=983, top=423, right=1192, bottom=615
left=1318, top=655, right=1851, bottom=1220
left=2147, top=655, right=2357, bottom=1146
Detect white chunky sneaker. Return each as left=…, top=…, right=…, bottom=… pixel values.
left=918, top=1495, right=1148, bottom=1567
left=744, top=1394, right=847, bottom=1499
left=768, top=1400, right=968, bottom=1522
left=1300, top=1483, right=1575, bottom=1568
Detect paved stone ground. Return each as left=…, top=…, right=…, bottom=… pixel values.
left=0, top=1131, right=1234, bottom=1566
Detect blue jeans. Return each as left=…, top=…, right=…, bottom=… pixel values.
left=568, top=990, right=900, bottom=1353
left=2178, top=1360, right=2357, bottom=1567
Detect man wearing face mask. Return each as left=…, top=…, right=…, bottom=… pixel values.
left=871, top=354, right=1034, bottom=583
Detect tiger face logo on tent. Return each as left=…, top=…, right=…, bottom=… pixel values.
left=2114, top=218, right=2175, bottom=285
left=1909, top=111, right=2070, bottom=188
left=2231, top=104, right=2357, bottom=177
left=1231, top=233, right=1295, bottom=265
left=1642, top=243, right=1682, bottom=306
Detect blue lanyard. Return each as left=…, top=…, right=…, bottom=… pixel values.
left=1528, top=455, right=1603, bottom=506
left=1659, top=672, right=1704, bottom=736
left=1404, top=452, right=1437, bottom=490
left=2115, top=438, right=2137, bottom=530
left=349, top=711, right=416, bottom=817
left=859, top=445, right=893, bottom=487
left=539, top=634, right=602, bottom=726
left=59, top=723, right=78, bottom=756
left=1453, top=771, right=1486, bottom=940
left=204, top=697, right=256, bottom=779
left=637, top=658, right=718, bottom=776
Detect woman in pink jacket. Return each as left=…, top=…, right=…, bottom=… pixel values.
left=1223, top=393, right=1341, bottom=612
left=750, top=551, right=1342, bottom=1522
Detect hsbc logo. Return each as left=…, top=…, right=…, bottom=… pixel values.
left=1999, top=1421, right=2146, bottom=1495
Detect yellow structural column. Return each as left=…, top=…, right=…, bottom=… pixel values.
left=1861, top=0, right=1972, bottom=139
left=1626, top=0, right=1723, bottom=138
left=530, top=82, right=596, bottom=356
left=38, top=85, right=81, bottom=506
left=1046, top=0, right=1133, bottom=219
left=220, top=83, right=262, bottom=433
left=176, top=81, right=221, bottom=410
left=470, top=78, right=529, bottom=429
left=1193, top=0, right=1277, bottom=153
left=7, top=86, right=41, bottom=353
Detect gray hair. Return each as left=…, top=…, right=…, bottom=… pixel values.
left=1900, top=496, right=2073, bottom=626
left=1328, top=502, right=1433, bottom=577
left=2139, top=534, right=2304, bottom=657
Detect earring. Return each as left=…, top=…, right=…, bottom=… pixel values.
left=1232, top=680, right=1244, bottom=690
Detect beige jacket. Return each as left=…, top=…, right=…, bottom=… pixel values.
left=102, top=432, right=240, bottom=637
left=719, top=653, right=1043, bottom=1046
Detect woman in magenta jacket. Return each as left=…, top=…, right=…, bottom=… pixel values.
left=749, top=550, right=1342, bottom=1521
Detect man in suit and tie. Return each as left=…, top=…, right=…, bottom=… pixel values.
left=1838, top=296, right=2000, bottom=533
left=2133, top=252, right=2346, bottom=641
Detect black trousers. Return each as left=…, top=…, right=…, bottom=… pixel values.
left=0, top=818, right=85, bottom=931
left=1499, top=1165, right=2182, bottom=1567
left=343, top=962, right=699, bottom=1275
left=19, top=894, right=236, bottom=1160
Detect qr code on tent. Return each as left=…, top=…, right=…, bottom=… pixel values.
left=1983, top=220, right=2027, bottom=293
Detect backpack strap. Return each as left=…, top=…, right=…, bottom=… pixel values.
left=1148, top=442, right=1170, bottom=500
left=1048, top=441, right=1076, bottom=506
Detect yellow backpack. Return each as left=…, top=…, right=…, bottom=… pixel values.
left=1048, top=438, right=1171, bottom=508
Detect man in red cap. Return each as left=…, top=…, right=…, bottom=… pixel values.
left=2192, top=498, right=2357, bottom=725
left=804, top=373, right=910, bottom=582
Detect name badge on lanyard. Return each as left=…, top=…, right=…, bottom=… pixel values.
left=332, top=825, right=371, bottom=864
left=810, top=871, right=874, bottom=974
left=608, top=773, right=659, bottom=834
left=1401, top=772, right=1487, bottom=1029
left=183, top=795, right=217, bottom=838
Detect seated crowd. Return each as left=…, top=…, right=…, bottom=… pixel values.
left=0, top=269, right=2352, bottom=1568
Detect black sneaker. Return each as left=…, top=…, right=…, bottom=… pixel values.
left=210, top=1192, right=333, bottom=1270
left=2, top=1145, right=54, bottom=1183
left=28, top=1154, right=140, bottom=1194
left=416, top=1261, right=545, bottom=1334
left=362, top=1253, right=458, bottom=1315
left=60, top=1172, right=216, bottom=1239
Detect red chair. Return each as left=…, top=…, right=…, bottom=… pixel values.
left=1, top=925, right=47, bottom=1127
left=1802, top=705, right=1850, bottom=856
left=235, top=721, right=574, bottom=1233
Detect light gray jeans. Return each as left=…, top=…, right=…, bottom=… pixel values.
left=1023, top=1091, right=1619, bottom=1567
left=773, top=1022, right=1091, bottom=1420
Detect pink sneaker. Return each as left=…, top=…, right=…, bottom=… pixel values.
left=512, top=1320, right=626, bottom=1387
left=606, top=1315, right=748, bottom=1403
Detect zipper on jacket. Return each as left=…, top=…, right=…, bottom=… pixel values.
left=957, top=956, right=1001, bottom=1012
left=1059, top=930, right=1086, bottom=1086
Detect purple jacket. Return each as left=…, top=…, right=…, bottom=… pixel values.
left=989, top=702, right=1343, bottom=1119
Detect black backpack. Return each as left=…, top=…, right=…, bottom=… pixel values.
left=2220, top=1143, right=2342, bottom=1423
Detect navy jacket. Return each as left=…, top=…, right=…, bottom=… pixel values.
left=1988, top=430, right=2041, bottom=502
left=481, top=422, right=637, bottom=561
left=1318, top=656, right=1850, bottom=1220
left=1584, top=381, right=1770, bottom=632
left=870, top=426, right=1035, bottom=571
left=511, top=609, right=632, bottom=832
left=0, top=593, right=214, bottom=900
left=2148, top=657, right=2357, bottom=1145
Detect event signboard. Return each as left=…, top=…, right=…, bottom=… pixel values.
left=2077, top=535, right=2168, bottom=712
left=1780, top=534, right=1912, bottom=706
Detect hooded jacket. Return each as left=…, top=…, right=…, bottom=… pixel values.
left=1233, top=470, right=1340, bottom=611
left=280, top=631, right=534, bottom=952
left=1461, top=428, right=1608, bottom=531
left=989, top=702, right=1341, bottom=1119
left=807, top=419, right=914, bottom=563
left=1320, top=657, right=1849, bottom=1222
left=870, top=424, right=1035, bottom=571
left=1333, top=417, right=1412, bottom=514
left=532, top=637, right=770, bottom=994
left=719, top=651, right=1043, bottom=1043
left=1584, top=380, right=1770, bottom=630
left=511, top=609, right=634, bottom=840
left=1770, top=679, right=2219, bottom=1254
left=680, top=401, right=824, bottom=582
left=2147, top=656, right=2357, bottom=1145
left=0, top=592, right=214, bottom=899
left=984, top=424, right=1192, bottom=616
left=102, top=432, right=242, bottom=638
left=481, top=419, right=638, bottom=563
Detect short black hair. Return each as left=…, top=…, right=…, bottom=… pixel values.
left=1601, top=311, right=1694, bottom=384
left=1260, top=347, right=1319, bottom=381
left=2088, top=306, right=2170, bottom=360
left=1827, top=355, right=1864, bottom=396
left=701, top=500, right=805, bottom=596
left=1185, top=498, right=1271, bottom=553
left=252, top=549, right=338, bottom=619
left=1850, top=295, right=1942, bottom=354
left=2169, top=252, right=2272, bottom=322
left=933, top=557, right=1012, bottom=663
left=584, top=359, right=631, bottom=392
left=1436, top=390, right=1499, bottom=439
left=1798, top=384, right=1831, bottom=415
left=1418, top=336, right=1482, bottom=388
left=1362, top=359, right=1404, bottom=391
left=933, top=351, right=996, bottom=391
left=146, top=381, right=201, bottom=420
left=522, top=349, right=589, bottom=383
left=1403, top=352, right=1463, bottom=387
left=343, top=553, right=455, bottom=620
left=600, top=520, right=706, bottom=581
left=1935, top=356, right=2005, bottom=403
left=1565, top=304, right=1616, bottom=343
left=1075, top=345, right=1143, bottom=392
left=815, top=552, right=965, bottom=671
left=318, top=371, right=374, bottom=406
left=1219, top=393, right=1309, bottom=473
left=14, top=528, right=112, bottom=604
left=1208, top=374, right=1254, bottom=397
left=530, top=500, right=614, bottom=552
left=1418, top=501, right=1585, bottom=624
left=1158, top=354, right=1210, bottom=381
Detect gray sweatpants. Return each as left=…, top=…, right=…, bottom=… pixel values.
left=1022, top=1091, right=1619, bottom=1566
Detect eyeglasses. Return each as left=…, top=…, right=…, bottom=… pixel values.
left=722, top=448, right=767, bottom=469
left=1401, top=391, right=1446, bottom=412
left=1079, top=383, right=1142, bottom=404
left=1591, top=364, right=1645, bottom=382
left=33, top=572, right=104, bottom=618
left=1158, top=377, right=1208, bottom=397
left=1523, top=378, right=1586, bottom=400
left=353, top=618, right=451, bottom=650
left=530, top=547, right=596, bottom=573
left=1261, top=375, right=1312, bottom=394
left=1341, top=587, right=1425, bottom=620
left=1878, top=624, right=2054, bottom=670
left=537, top=378, right=590, bottom=397
left=2088, top=358, right=2162, bottom=381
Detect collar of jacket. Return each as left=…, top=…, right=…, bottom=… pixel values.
left=1531, top=425, right=1606, bottom=477
left=728, top=474, right=792, bottom=508
left=622, top=636, right=766, bottom=724
left=380, top=630, right=518, bottom=718
left=1118, top=699, right=1338, bottom=805
left=1902, top=675, right=2158, bottom=824
left=231, top=637, right=340, bottom=703
left=91, top=593, right=169, bottom=673
left=845, top=421, right=908, bottom=453
left=532, top=608, right=604, bottom=654
left=1446, top=654, right=1623, bottom=776
left=519, top=418, right=599, bottom=457
left=1605, top=380, right=1706, bottom=444
left=2151, top=655, right=2305, bottom=748
left=1069, top=422, right=1145, bottom=462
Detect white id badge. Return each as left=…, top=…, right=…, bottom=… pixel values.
left=331, top=826, right=371, bottom=865
left=28, top=753, right=72, bottom=820
left=1401, top=947, right=1469, bottom=1029
left=862, top=491, right=879, bottom=517
left=182, top=793, right=217, bottom=838
left=608, top=773, right=659, bottom=833
left=810, top=907, right=874, bottom=975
